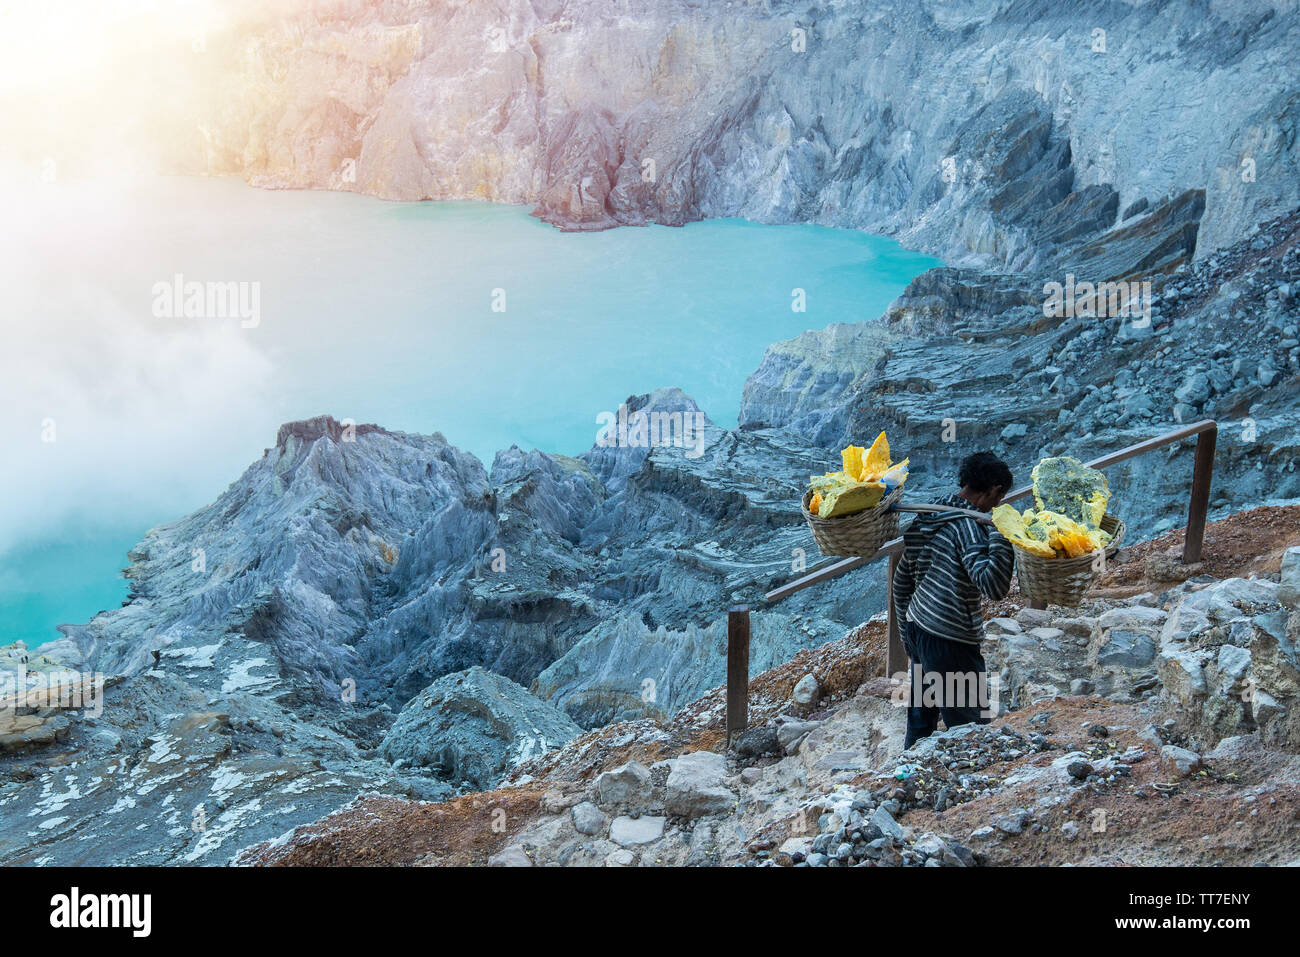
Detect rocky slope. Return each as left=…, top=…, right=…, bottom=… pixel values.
left=236, top=511, right=1300, bottom=867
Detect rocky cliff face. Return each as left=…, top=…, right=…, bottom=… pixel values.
left=192, top=0, right=1299, bottom=265
left=742, top=207, right=1300, bottom=540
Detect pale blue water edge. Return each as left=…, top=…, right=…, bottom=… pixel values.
left=3, top=177, right=940, bottom=646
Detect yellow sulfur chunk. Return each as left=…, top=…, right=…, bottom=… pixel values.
left=820, top=481, right=885, bottom=517
left=860, top=431, right=891, bottom=482
left=992, top=505, right=1056, bottom=557
left=841, top=445, right=865, bottom=482
left=996, top=504, right=1111, bottom=558
left=809, top=492, right=823, bottom=515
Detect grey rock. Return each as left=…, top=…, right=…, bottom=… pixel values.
left=665, top=752, right=736, bottom=818
left=777, top=720, right=820, bottom=753
left=1067, top=760, right=1093, bottom=780
left=792, top=673, right=821, bottom=707
left=609, top=815, right=665, bottom=846
left=870, top=806, right=904, bottom=841
left=1160, top=745, right=1204, bottom=777
left=594, top=760, right=653, bottom=808
left=1097, top=631, right=1158, bottom=669
left=1174, top=372, right=1211, bottom=405
left=1098, top=606, right=1169, bottom=630
left=488, top=845, right=533, bottom=867
left=378, top=667, right=581, bottom=789
left=993, top=808, right=1031, bottom=835
left=913, top=833, right=946, bottom=857
left=571, top=801, right=609, bottom=836
left=1279, top=546, right=1300, bottom=607
left=732, top=725, right=779, bottom=758
left=1217, top=645, right=1252, bottom=686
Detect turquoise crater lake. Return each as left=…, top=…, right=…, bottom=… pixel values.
left=2, top=176, right=940, bottom=646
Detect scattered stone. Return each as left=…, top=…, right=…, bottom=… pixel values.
left=1145, top=552, right=1203, bottom=583
left=732, top=725, right=779, bottom=758
left=993, top=808, right=1031, bottom=835
left=1097, top=630, right=1157, bottom=668
left=1067, top=760, right=1093, bottom=780
left=571, top=801, right=609, bottom=836
left=1016, top=608, right=1053, bottom=628
left=1000, top=423, right=1029, bottom=441
left=792, top=673, right=821, bottom=706
left=913, top=833, right=946, bottom=858
left=610, top=815, right=666, bottom=846
left=595, top=760, right=653, bottom=807
left=777, top=720, right=819, bottom=754
left=488, top=845, right=532, bottom=867
left=1160, top=745, right=1204, bottom=777
left=1279, top=546, right=1300, bottom=606
left=665, top=751, right=737, bottom=818
left=871, top=806, right=905, bottom=840
left=1028, top=626, right=1066, bottom=643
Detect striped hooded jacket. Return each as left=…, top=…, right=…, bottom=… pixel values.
left=891, top=493, right=1015, bottom=646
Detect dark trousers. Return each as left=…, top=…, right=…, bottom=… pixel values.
left=903, top=620, right=990, bottom=748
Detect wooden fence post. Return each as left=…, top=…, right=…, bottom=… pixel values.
left=726, top=605, right=750, bottom=746
left=1183, top=424, right=1217, bottom=564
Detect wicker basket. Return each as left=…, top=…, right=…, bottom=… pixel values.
left=1014, top=513, right=1126, bottom=608
left=801, top=485, right=904, bottom=557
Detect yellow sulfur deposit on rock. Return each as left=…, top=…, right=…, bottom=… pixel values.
left=992, top=455, right=1114, bottom=558
left=1031, top=456, right=1110, bottom=528
left=808, top=431, right=908, bottom=518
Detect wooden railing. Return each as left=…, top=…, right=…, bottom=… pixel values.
left=724, top=419, right=1218, bottom=743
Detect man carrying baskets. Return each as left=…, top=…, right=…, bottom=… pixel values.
left=892, top=451, right=1015, bottom=747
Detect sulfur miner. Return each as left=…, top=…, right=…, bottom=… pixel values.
left=891, top=452, right=1015, bottom=747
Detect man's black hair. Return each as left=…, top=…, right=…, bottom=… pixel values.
left=959, top=451, right=1013, bottom=494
